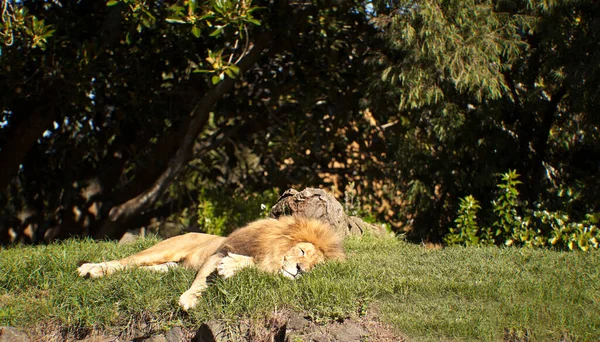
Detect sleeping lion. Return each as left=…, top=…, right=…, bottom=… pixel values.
left=77, top=216, right=345, bottom=310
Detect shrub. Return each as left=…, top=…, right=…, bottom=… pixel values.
left=444, top=171, right=600, bottom=251
left=197, top=189, right=279, bottom=236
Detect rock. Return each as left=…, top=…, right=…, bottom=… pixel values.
left=270, top=188, right=387, bottom=237
left=285, top=313, right=310, bottom=332
left=329, top=322, right=367, bottom=342
left=0, top=327, right=30, bottom=342
left=79, top=334, right=115, bottom=342
left=165, top=327, right=185, bottom=342
left=144, top=335, right=167, bottom=342
left=193, top=320, right=227, bottom=342
left=118, top=227, right=146, bottom=245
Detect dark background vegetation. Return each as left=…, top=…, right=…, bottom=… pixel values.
left=1, top=0, right=599, bottom=244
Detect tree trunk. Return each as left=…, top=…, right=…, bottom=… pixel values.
left=528, top=85, right=567, bottom=201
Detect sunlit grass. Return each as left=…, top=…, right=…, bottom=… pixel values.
left=1, top=235, right=599, bottom=340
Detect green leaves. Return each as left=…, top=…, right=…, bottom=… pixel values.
left=375, top=0, right=524, bottom=110
left=26, top=16, right=55, bottom=50
left=165, top=0, right=263, bottom=38
left=445, top=170, right=600, bottom=251
left=1, top=5, right=55, bottom=51
left=162, top=0, right=263, bottom=84
left=196, top=189, right=278, bottom=236
left=445, top=195, right=491, bottom=246
left=492, top=170, right=523, bottom=238
left=194, top=49, right=242, bottom=84
left=191, top=25, right=201, bottom=38
left=368, top=0, right=600, bottom=242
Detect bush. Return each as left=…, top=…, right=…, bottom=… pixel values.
left=444, top=171, right=600, bottom=251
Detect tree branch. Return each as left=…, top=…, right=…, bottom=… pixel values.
left=502, top=71, right=522, bottom=112
left=95, top=32, right=272, bottom=239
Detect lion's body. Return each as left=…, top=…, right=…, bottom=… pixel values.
left=78, top=216, right=345, bottom=310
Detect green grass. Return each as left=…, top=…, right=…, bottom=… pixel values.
left=1, top=236, right=599, bottom=341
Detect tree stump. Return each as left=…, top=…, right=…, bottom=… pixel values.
left=269, top=188, right=387, bottom=237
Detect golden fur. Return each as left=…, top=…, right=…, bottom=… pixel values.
left=77, top=216, right=345, bottom=310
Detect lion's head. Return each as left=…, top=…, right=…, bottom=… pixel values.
left=221, top=216, right=346, bottom=277
left=280, top=241, right=325, bottom=278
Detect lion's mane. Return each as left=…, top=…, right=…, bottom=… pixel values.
left=218, top=216, right=345, bottom=272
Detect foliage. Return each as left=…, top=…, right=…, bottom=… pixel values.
left=1, top=236, right=599, bottom=340
left=537, top=211, right=600, bottom=252
left=445, top=170, right=600, bottom=251
left=1, top=0, right=599, bottom=244
left=196, top=188, right=278, bottom=236
left=491, top=170, right=526, bottom=242
left=1, top=1, right=55, bottom=50
left=366, top=0, right=600, bottom=240
left=444, top=195, right=490, bottom=246
left=0, top=0, right=378, bottom=242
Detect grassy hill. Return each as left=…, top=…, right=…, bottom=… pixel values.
left=1, top=235, right=599, bottom=341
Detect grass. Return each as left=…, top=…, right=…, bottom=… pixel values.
left=1, top=235, right=599, bottom=341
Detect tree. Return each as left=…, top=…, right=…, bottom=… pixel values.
left=1, top=0, right=272, bottom=241
left=1, top=0, right=598, bottom=244
left=0, top=0, right=374, bottom=242
left=364, top=0, right=600, bottom=241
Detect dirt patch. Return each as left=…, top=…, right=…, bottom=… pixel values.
left=192, top=307, right=407, bottom=342
left=17, top=307, right=406, bottom=341
left=283, top=307, right=406, bottom=342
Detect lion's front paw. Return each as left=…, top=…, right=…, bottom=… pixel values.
left=178, top=291, right=199, bottom=311
left=77, top=262, right=108, bottom=278
left=217, top=255, right=238, bottom=279
left=217, top=253, right=254, bottom=279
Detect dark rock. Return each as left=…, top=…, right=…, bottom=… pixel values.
left=165, top=327, right=185, bottom=342
left=118, top=227, right=146, bottom=245
left=285, top=314, right=310, bottom=332
left=193, top=320, right=226, bottom=342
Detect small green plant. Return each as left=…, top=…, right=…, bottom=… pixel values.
left=445, top=170, right=600, bottom=251
left=445, top=195, right=492, bottom=246
left=343, top=181, right=392, bottom=233
left=344, top=181, right=360, bottom=216
left=197, top=191, right=228, bottom=236
left=491, top=170, right=524, bottom=241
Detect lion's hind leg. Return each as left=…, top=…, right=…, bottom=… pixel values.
left=78, top=233, right=223, bottom=279
left=77, top=261, right=179, bottom=278
left=77, top=261, right=124, bottom=278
